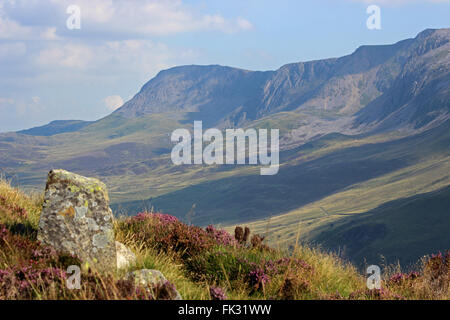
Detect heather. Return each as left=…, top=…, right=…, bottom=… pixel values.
left=0, top=178, right=449, bottom=300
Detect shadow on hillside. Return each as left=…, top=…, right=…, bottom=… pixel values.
left=311, top=185, right=450, bottom=269
left=113, top=119, right=450, bottom=226
left=114, top=145, right=411, bottom=225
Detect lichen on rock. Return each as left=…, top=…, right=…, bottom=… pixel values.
left=37, top=169, right=116, bottom=272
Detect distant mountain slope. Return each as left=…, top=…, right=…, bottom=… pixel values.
left=114, top=65, right=272, bottom=127
left=354, top=28, right=450, bottom=133
left=114, top=119, right=450, bottom=226
left=0, top=29, right=449, bottom=266
left=18, top=120, right=93, bottom=136
left=313, top=185, right=450, bottom=267
left=115, top=28, right=449, bottom=134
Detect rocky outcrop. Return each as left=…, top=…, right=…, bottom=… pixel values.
left=37, top=169, right=117, bottom=272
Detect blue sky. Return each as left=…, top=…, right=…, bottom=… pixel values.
left=0, top=0, right=449, bottom=132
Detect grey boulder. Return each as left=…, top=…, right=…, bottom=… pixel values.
left=37, top=169, right=116, bottom=272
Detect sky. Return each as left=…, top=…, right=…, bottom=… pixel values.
left=0, top=0, right=449, bottom=132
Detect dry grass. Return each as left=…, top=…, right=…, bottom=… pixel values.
left=0, top=178, right=42, bottom=228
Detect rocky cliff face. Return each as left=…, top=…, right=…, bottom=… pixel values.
left=114, top=29, right=449, bottom=133
left=114, top=65, right=272, bottom=127
left=354, top=28, right=450, bottom=133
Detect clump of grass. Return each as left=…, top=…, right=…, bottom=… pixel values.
left=0, top=178, right=42, bottom=231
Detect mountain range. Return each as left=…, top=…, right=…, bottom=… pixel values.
left=1, top=28, right=449, bottom=266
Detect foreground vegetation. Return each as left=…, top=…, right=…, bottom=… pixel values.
left=0, top=178, right=448, bottom=300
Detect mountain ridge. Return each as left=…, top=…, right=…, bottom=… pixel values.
left=1, top=28, right=449, bottom=266
left=17, top=120, right=93, bottom=136
left=113, top=28, right=449, bottom=134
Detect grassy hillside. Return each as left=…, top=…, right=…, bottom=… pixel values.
left=232, top=124, right=450, bottom=266
left=1, top=116, right=449, bottom=268
left=18, top=120, right=93, bottom=137
left=0, top=178, right=448, bottom=300
left=313, top=186, right=450, bottom=267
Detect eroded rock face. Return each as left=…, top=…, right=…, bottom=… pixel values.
left=37, top=169, right=116, bottom=272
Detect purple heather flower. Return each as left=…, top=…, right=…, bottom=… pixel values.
left=249, top=268, right=270, bottom=288
left=209, top=286, right=227, bottom=300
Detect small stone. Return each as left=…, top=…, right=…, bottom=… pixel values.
left=125, top=269, right=182, bottom=300
left=116, top=241, right=136, bottom=270
left=37, top=169, right=116, bottom=272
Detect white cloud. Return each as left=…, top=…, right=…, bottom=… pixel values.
left=1, top=0, right=253, bottom=38
left=103, top=95, right=123, bottom=111
left=32, top=38, right=186, bottom=81
left=0, top=2, right=62, bottom=40
left=74, top=0, right=116, bottom=23
left=0, top=96, right=45, bottom=115
left=35, top=44, right=94, bottom=69
left=40, top=27, right=60, bottom=40
left=0, top=11, right=31, bottom=39
left=103, top=40, right=176, bottom=76
left=77, top=0, right=253, bottom=35
left=0, top=95, right=48, bottom=132
left=236, top=17, right=253, bottom=31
